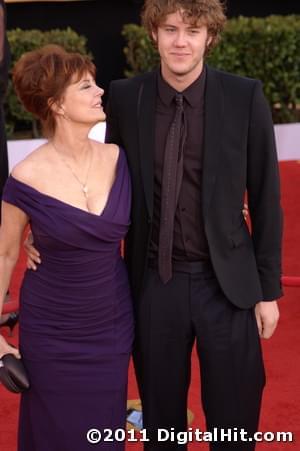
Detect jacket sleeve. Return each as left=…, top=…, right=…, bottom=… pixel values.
left=247, top=81, right=283, bottom=301
left=105, top=81, right=123, bottom=147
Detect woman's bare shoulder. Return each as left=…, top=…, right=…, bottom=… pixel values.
left=11, top=142, right=51, bottom=184
left=90, top=140, right=120, bottom=163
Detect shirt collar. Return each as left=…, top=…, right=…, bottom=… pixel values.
left=157, top=69, right=176, bottom=107
left=157, top=65, right=207, bottom=108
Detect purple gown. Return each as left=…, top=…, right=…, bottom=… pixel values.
left=3, top=148, right=134, bottom=451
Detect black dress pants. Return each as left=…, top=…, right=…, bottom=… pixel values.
left=133, top=263, right=265, bottom=450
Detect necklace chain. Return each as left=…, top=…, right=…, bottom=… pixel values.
left=51, top=141, right=93, bottom=198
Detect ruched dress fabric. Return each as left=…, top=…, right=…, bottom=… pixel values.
left=2, top=148, right=134, bottom=451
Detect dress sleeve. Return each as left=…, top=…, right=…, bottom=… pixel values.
left=2, top=176, right=24, bottom=210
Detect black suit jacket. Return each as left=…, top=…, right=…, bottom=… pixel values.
left=105, top=66, right=283, bottom=309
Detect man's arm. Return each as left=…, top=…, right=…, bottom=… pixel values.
left=247, top=81, right=283, bottom=338
left=247, top=81, right=283, bottom=300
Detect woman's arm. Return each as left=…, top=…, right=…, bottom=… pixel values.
left=0, top=201, right=29, bottom=357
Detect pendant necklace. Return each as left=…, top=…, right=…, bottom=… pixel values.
left=52, top=141, right=93, bottom=198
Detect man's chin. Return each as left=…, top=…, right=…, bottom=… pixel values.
left=166, top=62, right=198, bottom=77
left=170, top=68, right=193, bottom=78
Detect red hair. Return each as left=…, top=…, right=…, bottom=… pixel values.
left=13, top=45, right=96, bottom=137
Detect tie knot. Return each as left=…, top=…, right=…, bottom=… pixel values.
left=175, top=93, right=184, bottom=108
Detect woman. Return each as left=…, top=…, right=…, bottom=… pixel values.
left=0, top=45, right=133, bottom=450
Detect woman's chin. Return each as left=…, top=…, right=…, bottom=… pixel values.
left=89, top=113, right=106, bottom=126
left=95, top=111, right=106, bottom=123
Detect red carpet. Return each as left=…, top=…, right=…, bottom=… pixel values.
left=1, top=161, right=299, bottom=450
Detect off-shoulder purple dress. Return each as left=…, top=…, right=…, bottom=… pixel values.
left=3, top=148, right=134, bottom=451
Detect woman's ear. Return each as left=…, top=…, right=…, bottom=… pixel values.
left=48, top=98, right=64, bottom=117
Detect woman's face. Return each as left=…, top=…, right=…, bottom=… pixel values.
left=59, top=71, right=106, bottom=126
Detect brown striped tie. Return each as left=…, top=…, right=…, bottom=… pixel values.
left=158, top=93, right=186, bottom=284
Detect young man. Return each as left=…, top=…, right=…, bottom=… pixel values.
left=105, top=0, right=282, bottom=449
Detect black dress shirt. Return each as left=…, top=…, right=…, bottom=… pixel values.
left=149, top=66, right=210, bottom=262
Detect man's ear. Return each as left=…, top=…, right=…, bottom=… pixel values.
left=152, top=29, right=158, bottom=44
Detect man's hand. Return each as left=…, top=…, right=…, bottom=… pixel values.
left=255, top=301, right=280, bottom=339
left=24, top=231, right=41, bottom=270
left=242, top=203, right=249, bottom=220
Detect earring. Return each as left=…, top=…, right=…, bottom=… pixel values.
left=61, top=109, right=69, bottom=120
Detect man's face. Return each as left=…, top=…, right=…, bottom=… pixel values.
left=153, top=10, right=211, bottom=81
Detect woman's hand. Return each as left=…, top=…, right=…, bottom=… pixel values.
left=0, top=334, right=21, bottom=359
left=24, top=231, right=41, bottom=270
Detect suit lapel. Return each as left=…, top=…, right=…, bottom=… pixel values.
left=202, top=66, right=224, bottom=219
left=137, top=72, right=157, bottom=218
left=136, top=68, right=224, bottom=220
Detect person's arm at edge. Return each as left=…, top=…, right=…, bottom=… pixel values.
left=247, top=81, right=283, bottom=339
left=0, top=200, right=28, bottom=357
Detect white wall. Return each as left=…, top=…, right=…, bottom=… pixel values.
left=274, top=123, right=300, bottom=161
left=7, top=122, right=106, bottom=171
left=7, top=122, right=300, bottom=172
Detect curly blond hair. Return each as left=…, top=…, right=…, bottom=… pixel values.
left=142, top=0, right=227, bottom=53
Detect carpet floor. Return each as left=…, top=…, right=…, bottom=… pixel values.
left=1, top=161, right=299, bottom=450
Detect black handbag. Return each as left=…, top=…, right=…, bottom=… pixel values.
left=0, top=353, right=30, bottom=393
